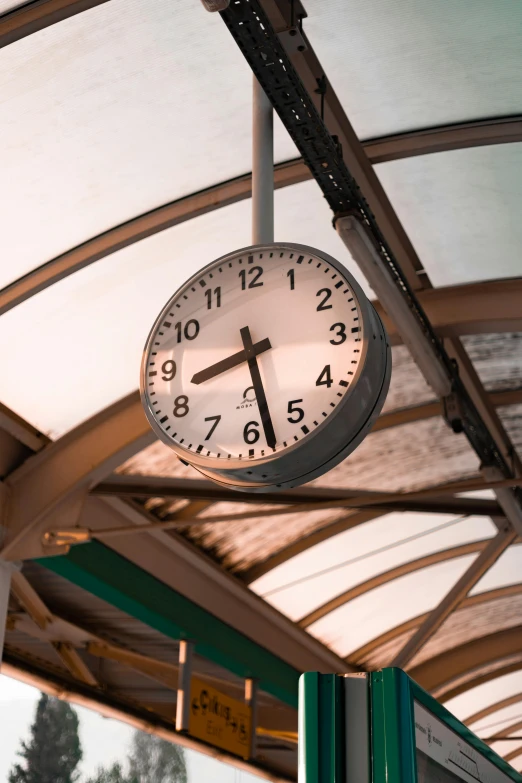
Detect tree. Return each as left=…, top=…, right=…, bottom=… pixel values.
left=87, top=731, right=186, bottom=783
left=86, top=762, right=136, bottom=783
left=128, top=731, right=187, bottom=783
left=8, top=693, right=82, bottom=783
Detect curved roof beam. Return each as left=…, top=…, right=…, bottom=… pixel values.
left=0, top=0, right=108, bottom=50
left=364, top=116, right=522, bottom=163
left=374, top=388, right=522, bottom=433
left=0, top=160, right=309, bottom=317
left=347, top=584, right=522, bottom=665
left=484, top=718, right=522, bottom=743
left=465, top=692, right=522, bottom=728
left=241, top=452, right=520, bottom=583
left=408, top=626, right=522, bottom=698
left=0, top=392, right=154, bottom=561
left=440, top=662, right=522, bottom=706
left=0, top=168, right=521, bottom=320
left=505, top=746, right=522, bottom=764
left=298, top=539, right=489, bottom=628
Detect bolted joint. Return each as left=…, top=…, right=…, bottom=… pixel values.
left=443, top=392, right=464, bottom=434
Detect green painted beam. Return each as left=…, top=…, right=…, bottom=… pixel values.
left=37, top=541, right=299, bottom=707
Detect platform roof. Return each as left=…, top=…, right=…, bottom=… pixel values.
left=0, top=0, right=521, bottom=779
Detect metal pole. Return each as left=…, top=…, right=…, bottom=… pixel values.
left=245, top=677, right=258, bottom=759
left=252, top=76, right=274, bottom=244
left=0, top=561, right=14, bottom=668
left=175, top=639, right=194, bottom=732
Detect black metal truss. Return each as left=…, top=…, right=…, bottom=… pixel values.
left=220, top=0, right=521, bottom=497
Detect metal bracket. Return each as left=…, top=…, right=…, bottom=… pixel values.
left=443, top=392, right=464, bottom=434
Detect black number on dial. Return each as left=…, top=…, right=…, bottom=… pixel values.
left=175, top=319, right=200, bottom=343
left=287, top=269, right=295, bottom=290
left=204, top=415, right=221, bottom=440
left=316, top=365, right=333, bottom=388
left=244, top=420, right=260, bottom=444
left=205, top=287, right=221, bottom=309
left=330, top=323, right=347, bottom=345
left=173, top=396, right=189, bottom=417
left=287, top=399, right=304, bottom=423
left=239, top=267, right=264, bottom=290
left=316, top=288, right=333, bottom=311
left=161, top=360, right=176, bottom=381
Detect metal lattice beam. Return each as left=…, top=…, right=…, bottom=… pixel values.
left=391, top=525, right=517, bottom=669
left=298, top=539, right=492, bottom=628
left=408, top=626, right=522, bottom=698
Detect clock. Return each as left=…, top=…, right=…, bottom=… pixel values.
left=140, top=243, right=391, bottom=492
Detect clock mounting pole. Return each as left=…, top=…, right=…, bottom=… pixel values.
left=252, top=76, right=274, bottom=244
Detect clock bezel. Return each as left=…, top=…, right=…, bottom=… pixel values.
left=140, top=242, right=390, bottom=491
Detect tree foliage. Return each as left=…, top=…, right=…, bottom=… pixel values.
left=86, top=762, right=137, bottom=783
left=8, top=693, right=82, bottom=783
left=128, top=732, right=187, bottom=783
left=87, top=731, right=187, bottom=783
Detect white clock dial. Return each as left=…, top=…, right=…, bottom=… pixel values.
left=141, top=243, right=390, bottom=491
left=143, top=249, right=363, bottom=459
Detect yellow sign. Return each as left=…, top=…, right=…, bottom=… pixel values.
left=189, top=678, right=251, bottom=759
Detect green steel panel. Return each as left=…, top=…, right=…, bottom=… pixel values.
left=370, top=668, right=416, bottom=783
left=409, top=675, right=522, bottom=783
left=36, top=541, right=299, bottom=707
left=371, top=669, right=522, bottom=783
left=298, top=673, right=344, bottom=783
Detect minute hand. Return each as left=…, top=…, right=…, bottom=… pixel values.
left=191, top=338, right=271, bottom=385
left=240, top=326, right=276, bottom=449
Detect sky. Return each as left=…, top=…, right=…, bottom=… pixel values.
left=0, top=673, right=262, bottom=783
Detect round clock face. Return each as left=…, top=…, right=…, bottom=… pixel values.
left=141, top=243, right=390, bottom=491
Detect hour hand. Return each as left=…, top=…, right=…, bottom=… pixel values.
left=191, top=337, right=271, bottom=385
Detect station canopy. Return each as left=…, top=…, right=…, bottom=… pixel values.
left=0, top=0, right=521, bottom=780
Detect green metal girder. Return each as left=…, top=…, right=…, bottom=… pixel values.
left=36, top=541, right=299, bottom=707
left=298, top=672, right=344, bottom=783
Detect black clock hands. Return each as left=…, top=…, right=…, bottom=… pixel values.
left=190, top=327, right=276, bottom=448
left=191, top=337, right=272, bottom=385
left=239, top=326, right=276, bottom=449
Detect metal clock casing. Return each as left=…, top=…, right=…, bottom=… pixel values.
left=141, top=243, right=391, bottom=492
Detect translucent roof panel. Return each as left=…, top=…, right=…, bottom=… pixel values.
left=491, top=736, right=522, bottom=758
left=470, top=702, right=522, bottom=737
left=380, top=344, right=435, bottom=413
left=463, top=334, right=522, bottom=393
left=470, top=544, right=522, bottom=595
left=310, top=415, right=479, bottom=492
left=304, top=0, right=522, bottom=139
left=0, top=180, right=365, bottom=438
left=0, top=0, right=297, bottom=288
left=252, top=513, right=495, bottom=622
left=306, top=554, right=476, bottom=658
left=360, top=591, right=522, bottom=672
left=0, top=0, right=26, bottom=11
left=375, top=144, right=522, bottom=286
left=444, top=671, right=522, bottom=719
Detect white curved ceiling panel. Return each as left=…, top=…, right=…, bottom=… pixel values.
left=375, top=144, right=522, bottom=287
left=303, top=0, right=522, bottom=138
left=306, top=554, right=476, bottom=658
left=470, top=544, right=522, bottom=596
left=0, top=180, right=366, bottom=437
left=252, top=513, right=495, bottom=622
left=470, top=702, right=522, bottom=737
left=444, top=671, right=522, bottom=719
left=0, top=0, right=297, bottom=289
left=0, top=0, right=26, bottom=11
